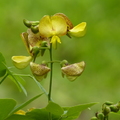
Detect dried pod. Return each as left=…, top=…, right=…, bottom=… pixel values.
left=30, top=62, right=50, bottom=81
left=61, top=61, right=85, bottom=81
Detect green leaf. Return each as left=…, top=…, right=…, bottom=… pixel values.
left=0, top=52, right=6, bottom=77
left=0, top=99, right=16, bottom=120
left=26, top=108, right=61, bottom=120
left=5, top=114, right=34, bottom=120
left=8, top=72, right=27, bottom=96
left=3, top=65, right=27, bottom=95
left=62, top=102, right=97, bottom=120
left=8, top=94, right=43, bottom=117
left=46, top=101, right=64, bottom=116
left=26, top=108, right=49, bottom=120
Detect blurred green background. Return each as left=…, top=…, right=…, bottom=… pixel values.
left=0, top=0, right=120, bottom=119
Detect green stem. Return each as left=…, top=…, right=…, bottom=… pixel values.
left=48, top=43, right=53, bottom=101
left=0, top=73, right=8, bottom=84
left=13, top=74, right=49, bottom=97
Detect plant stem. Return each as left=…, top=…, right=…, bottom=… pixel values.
left=48, top=43, right=53, bottom=101
left=0, top=73, right=8, bottom=84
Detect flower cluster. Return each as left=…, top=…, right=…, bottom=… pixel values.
left=12, top=13, right=86, bottom=81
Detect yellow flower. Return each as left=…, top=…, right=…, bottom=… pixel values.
left=12, top=56, right=32, bottom=69
left=14, top=110, right=26, bottom=115
left=39, top=15, right=67, bottom=49
left=53, top=13, right=86, bottom=38
left=61, top=61, right=85, bottom=81
left=68, top=22, right=87, bottom=37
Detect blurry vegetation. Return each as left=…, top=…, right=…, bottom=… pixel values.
left=0, top=0, right=120, bottom=119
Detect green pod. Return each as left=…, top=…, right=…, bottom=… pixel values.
left=31, top=25, right=39, bottom=34
left=23, top=19, right=31, bottom=28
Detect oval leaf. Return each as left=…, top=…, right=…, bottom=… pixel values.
left=46, top=101, right=64, bottom=116
left=0, top=99, right=16, bottom=120
left=0, top=52, right=6, bottom=77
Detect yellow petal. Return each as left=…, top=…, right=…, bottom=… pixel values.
left=68, top=22, right=87, bottom=37
left=12, top=56, right=32, bottom=69
left=14, top=110, right=26, bottom=115
left=39, top=15, right=53, bottom=37
left=39, top=15, right=67, bottom=37
left=51, top=15, right=67, bottom=36
left=50, top=36, right=61, bottom=49
left=54, top=13, right=73, bottom=30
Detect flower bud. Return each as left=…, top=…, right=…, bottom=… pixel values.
left=97, top=113, right=104, bottom=120
left=12, top=56, right=32, bottom=69
left=61, top=61, right=85, bottom=81
left=109, top=105, right=119, bottom=112
left=90, top=116, right=98, bottom=120
left=102, top=106, right=111, bottom=116
left=30, top=62, right=50, bottom=82
left=116, top=101, right=120, bottom=109
left=104, top=101, right=113, bottom=106
left=60, top=60, right=69, bottom=67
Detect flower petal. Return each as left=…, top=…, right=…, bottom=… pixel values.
left=39, top=15, right=67, bottom=38
left=68, top=22, right=87, bottom=37
left=39, top=15, right=53, bottom=37
left=12, top=56, right=32, bottom=69
left=50, top=35, right=61, bottom=49
left=54, top=13, right=73, bottom=30
left=51, top=15, right=67, bottom=36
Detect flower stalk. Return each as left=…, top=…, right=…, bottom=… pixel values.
left=48, top=43, right=53, bottom=101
